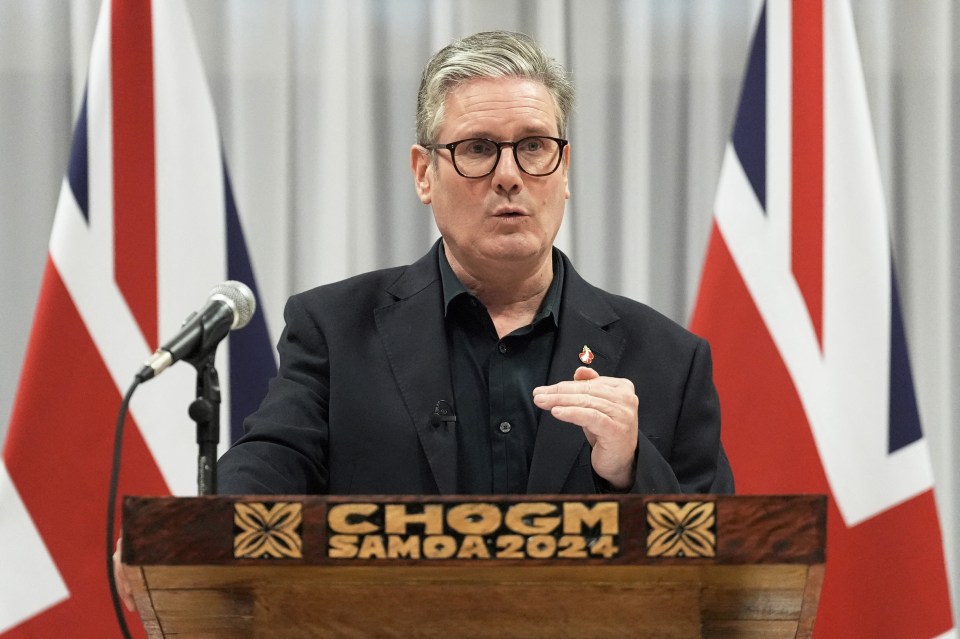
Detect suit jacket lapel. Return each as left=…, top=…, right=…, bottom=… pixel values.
left=374, top=242, right=458, bottom=494
left=527, top=255, right=625, bottom=494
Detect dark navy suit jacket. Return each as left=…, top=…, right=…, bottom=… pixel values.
left=217, top=241, right=733, bottom=495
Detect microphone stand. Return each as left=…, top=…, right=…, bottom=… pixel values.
left=188, top=353, right=221, bottom=496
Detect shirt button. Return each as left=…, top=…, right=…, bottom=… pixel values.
left=498, top=342, right=508, bottom=354
left=499, top=421, right=512, bottom=434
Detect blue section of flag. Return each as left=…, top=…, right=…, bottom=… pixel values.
left=888, top=265, right=923, bottom=452
left=67, top=92, right=90, bottom=223
left=732, top=3, right=767, bottom=212
left=223, top=162, right=276, bottom=443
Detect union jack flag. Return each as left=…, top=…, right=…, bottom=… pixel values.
left=0, top=1, right=275, bottom=636
left=690, top=1, right=955, bottom=636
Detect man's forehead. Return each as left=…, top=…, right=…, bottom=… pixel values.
left=446, top=76, right=550, bottom=102
left=440, top=77, right=558, bottom=136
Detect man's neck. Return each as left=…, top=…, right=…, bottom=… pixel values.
left=445, top=246, right=553, bottom=338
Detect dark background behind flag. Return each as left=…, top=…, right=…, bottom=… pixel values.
left=0, top=0, right=956, bottom=629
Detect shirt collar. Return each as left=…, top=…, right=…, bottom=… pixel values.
left=438, top=242, right=564, bottom=327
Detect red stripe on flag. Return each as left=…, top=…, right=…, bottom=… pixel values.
left=111, top=0, right=158, bottom=349
left=690, top=227, right=953, bottom=637
left=691, top=225, right=825, bottom=491
left=3, top=260, right=170, bottom=639
left=3, top=260, right=169, bottom=638
left=791, top=0, right=824, bottom=347
left=822, top=490, right=954, bottom=638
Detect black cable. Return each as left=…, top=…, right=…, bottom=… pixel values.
left=107, top=377, right=140, bottom=639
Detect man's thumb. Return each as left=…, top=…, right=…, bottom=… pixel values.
left=573, top=365, right=599, bottom=381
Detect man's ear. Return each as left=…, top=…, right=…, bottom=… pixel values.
left=411, top=145, right=433, bottom=204
left=562, top=142, right=571, bottom=200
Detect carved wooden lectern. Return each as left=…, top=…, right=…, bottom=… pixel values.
left=121, top=494, right=825, bottom=638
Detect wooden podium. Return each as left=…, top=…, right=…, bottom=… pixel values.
left=122, top=494, right=825, bottom=638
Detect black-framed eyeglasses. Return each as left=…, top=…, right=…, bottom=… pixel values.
left=425, top=136, right=568, bottom=178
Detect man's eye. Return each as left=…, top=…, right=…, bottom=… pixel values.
left=464, top=140, right=494, bottom=155
left=521, top=138, right=544, bottom=152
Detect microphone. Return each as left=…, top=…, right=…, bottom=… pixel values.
left=136, top=280, right=256, bottom=382
left=430, top=400, right=456, bottom=428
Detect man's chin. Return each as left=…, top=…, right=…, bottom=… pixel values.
left=444, top=233, right=555, bottom=271
left=479, top=239, right=550, bottom=265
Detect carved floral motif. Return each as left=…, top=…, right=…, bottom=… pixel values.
left=646, top=501, right=716, bottom=558
left=234, top=502, right=303, bottom=559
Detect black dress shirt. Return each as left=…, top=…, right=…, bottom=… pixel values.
left=439, top=245, right=565, bottom=494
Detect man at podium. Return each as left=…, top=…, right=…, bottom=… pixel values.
left=216, top=30, right=733, bottom=498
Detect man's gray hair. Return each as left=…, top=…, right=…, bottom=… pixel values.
left=416, top=31, right=574, bottom=146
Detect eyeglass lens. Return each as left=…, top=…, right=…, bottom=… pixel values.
left=453, top=137, right=561, bottom=177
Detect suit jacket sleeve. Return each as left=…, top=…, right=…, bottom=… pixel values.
left=671, top=337, right=732, bottom=493
left=217, top=294, right=330, bottom=494
left=630, top=336, right=733, bottom=494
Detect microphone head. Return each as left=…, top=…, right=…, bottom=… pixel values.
left=209, top=280, right=256, bottom=330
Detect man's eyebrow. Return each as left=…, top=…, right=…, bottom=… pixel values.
left=458, top=128, right=557, bottom=141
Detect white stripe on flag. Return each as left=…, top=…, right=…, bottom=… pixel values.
left=149, top=0, right=233, bottom=493
left=715, top=0, right=936, bottom=527
left=765, top=0, right=791, bottom=250
left=819, top=0, right=933, bottom=524
left=0, top=460, right=68, bottom=633
left=49, top=0, right=240, bottom=496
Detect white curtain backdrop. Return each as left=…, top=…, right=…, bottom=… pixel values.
left=1, top=0, right=956, bottom=617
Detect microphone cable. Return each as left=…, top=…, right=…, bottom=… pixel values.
left=106, top=377, right=140, bottom=639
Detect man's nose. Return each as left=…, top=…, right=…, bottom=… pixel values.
left=492, top=146, right=523, bottom=194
